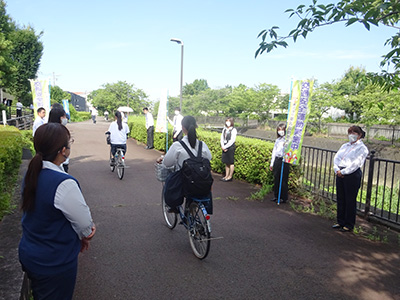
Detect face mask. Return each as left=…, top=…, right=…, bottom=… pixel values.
left=175, top=111, right=179, bottom=115
left=348, top=134, right=358, bottom=143
left=226, top=122, right=231, bottom=127
left=61, top=118, right=68, bottom=126
left=278, top=130, right=285, bottom=137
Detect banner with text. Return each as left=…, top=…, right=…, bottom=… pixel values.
left=155, top=90, right=168, bottom=133
left=29, top=79, right=51, bottom=122
left=62, top=99, right=70, bottom=118
left=284, top=79, right=314, bottom=165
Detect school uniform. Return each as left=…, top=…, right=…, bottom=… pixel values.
left=270, top=136, right=289, bottom=202
left=333, top=140, right=369, bottom=230
left=108, top=121, right=130, bottom=156
left=145, top=112, right=154, bottom=148
left=220, top=127, right=237, bottom=165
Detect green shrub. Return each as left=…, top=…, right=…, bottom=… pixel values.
left=69, top=105, right=91, bottom=122
left=0, top=126, right=23, bottom=220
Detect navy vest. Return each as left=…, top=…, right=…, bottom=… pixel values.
left=19, top=169, right=81, bottom=275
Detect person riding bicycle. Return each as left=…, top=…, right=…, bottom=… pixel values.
left=156, top=116, right=212, bottom=213
left=107, top=111, right=130, bottom=165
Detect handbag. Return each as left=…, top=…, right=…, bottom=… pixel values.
left=163, top=170, right=184, bottom=208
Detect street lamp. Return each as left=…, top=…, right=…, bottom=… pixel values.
left=170, top=38, right=184, bottom=111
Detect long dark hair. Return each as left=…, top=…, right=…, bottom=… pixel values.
left=348, top=125, right=366, bottom=139
left=182, top=115, right=197, bottom=148
left=115, top=111, right=123, bottom=130
left=22, top=123, right=70, bottom=212
left=48, top=104, right=66, bottom=123
left=276, top=123, right=286, bottom=138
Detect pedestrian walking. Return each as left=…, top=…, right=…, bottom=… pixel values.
left=91, top=107, right=98, bottom=124
left=269, top=124, right=290, bottom=203
left=32, top=107, right=46, bottom=136
left=104, top=110, right=109, bottom=121
left=220, top=117, right=237, bottom=182
left=143, top=107, right=154, bottom=149
left=18, top=123, right=95, bottom=300
left=168, top=107, right=184, bottom=142
left=332, top=125, right=369, bottom=232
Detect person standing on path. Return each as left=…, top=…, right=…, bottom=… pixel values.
left=32, top=107, right=46, bottom=136
left=49, top=104, right=70, bottom=173
left=16, top=99, right=23, bottom=117
left=220, top=117, right=237, bottom=182
left=168, top=107, right=184, bottom=142
left=18, top=123, right=95, bottom=300
left=269, top=124, right=290, bottom=203
left=143, top=107, right=154, bottom=149
left=332, top=125, right=369, bottom=232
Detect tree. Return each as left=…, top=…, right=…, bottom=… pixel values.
left=8, top=26, right=43, bottom=104
left=0, top=0, right=16, bottom=89
left=183, top=79, right=209, bottom=96
left=309, top=82, right=335, bottom=131
left=256, top=0, right=400, bottom=90
left=50, top=85, right=70, bottom=104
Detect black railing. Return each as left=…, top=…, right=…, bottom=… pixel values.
left=300, top=145, right=400, bottom=226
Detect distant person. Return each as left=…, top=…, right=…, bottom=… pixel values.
left=2, top=97, right=6, bottom=105
left=332, top=126, right=369, bottom=232
left=49, top=105, right=70, bottom=173
left=107, top=111, right=130, bottom=164
left=104, top=110, right=109, bottom=121
left=16, top=99, right=23, bottom=117
left=91, top=107, right=98, bottom=124
left=220, top=117, right=237, bottom=182
left=168, top=107, right=184, bottom=142
left=269, top=124, right=290, bottom=203
left=19, top=123, right=95, bottom=300
left=143, top=107, right=154, bottom=149
left=32, top=107, right=46, bottom=136
left=29, top=103, right=34, bottom=114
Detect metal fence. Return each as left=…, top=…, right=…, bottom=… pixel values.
left=301, top=146, right=400, bottom=226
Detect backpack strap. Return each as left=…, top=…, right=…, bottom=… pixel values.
left=179, top=140, right=203, bottom=158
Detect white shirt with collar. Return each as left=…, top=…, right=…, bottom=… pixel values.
left=43, top=161, right=93, bottom=239
left=270, top=136, right=285, bottom=167
left=171, top=113, right=183, bottom=134
left=32, top=117, right=46, bottom=136
left=162, top=136, right=212, bottom=171
left=220, top=127, right=237, bottom=149
left=145, top=112, right=154, bottom=129
left=334, top=139, right=369, bottom=175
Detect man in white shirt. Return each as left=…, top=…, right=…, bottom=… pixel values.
left=91, top=107, right=98, bottom=124
left=32, top=107, right=46, bottom=136
left=143, top=107, right=154, bottom=149
left=16, top=99, right=23, bottom=117
left=168, top=107, right=184, bottom=142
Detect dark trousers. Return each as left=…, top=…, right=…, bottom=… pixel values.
left=111, top=144, right=127, bottom=156
left=173, top=130, right=183, bottom=142
left=16, top=109, right=22, bottom=117
left=24, top=263, right=77, bottom=300
left=273, top=158, right=290, bottom=201
left=336, top=168, right=362, bottom=229
left=147, top=126, right=154, bottom=148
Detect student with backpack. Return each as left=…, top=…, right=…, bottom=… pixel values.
left=156, top=116, right=213, bottom=213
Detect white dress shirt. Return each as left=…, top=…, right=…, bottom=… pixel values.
left=43, top=161, right=93, bottom=239
left=108, top=121, right=130, bottom=144
left=163, top=136, right=212, bottom=171
left=145, top=112, right=154, bottom=129
left=32, top=117, right=46, bottom=136
left=334, top=140, right=369, bottom=175
left=170, top=113, right=183, bottom=134
left=220, top=127, right=237, bottom=149
left=270, top=137, right=285, bottom=167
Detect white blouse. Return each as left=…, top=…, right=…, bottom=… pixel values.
left=220, top=127, right=237, bottom=149
left=270, top=137, right=285, bottom=167
left=333, top=140, right=369, bottom=175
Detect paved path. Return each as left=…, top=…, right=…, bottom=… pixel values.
left=2, top=119, right=399, bottom=300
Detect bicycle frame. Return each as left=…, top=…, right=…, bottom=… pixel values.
left=177, top=197, right=211, bottom=232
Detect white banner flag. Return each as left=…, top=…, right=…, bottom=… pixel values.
left=29, top=79, right=51, bottom=122
left=155, top=90, right=168, bottom=133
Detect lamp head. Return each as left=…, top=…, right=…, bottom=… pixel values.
left=170, top=38, right=183, bottom=45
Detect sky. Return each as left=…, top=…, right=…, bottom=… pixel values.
left=6, top=0, right=397, bottom=102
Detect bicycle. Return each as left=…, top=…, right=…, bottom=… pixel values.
left=106, top=132, right=125, bottom=180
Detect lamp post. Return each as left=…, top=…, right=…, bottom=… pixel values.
left=170, top=38, right=184, bottom=111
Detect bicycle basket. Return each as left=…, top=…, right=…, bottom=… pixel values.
left=155, top=163, right=174, bottom=182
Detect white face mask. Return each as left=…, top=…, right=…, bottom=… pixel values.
left=61, top=118, right=68, bottom=126
left=348, top=134, right=358, bottom=143
left=226, top=122, right=231, bottom=127
left=175, top=111, right=180, bottom=115
left=278, top=130, right=285, bottom=137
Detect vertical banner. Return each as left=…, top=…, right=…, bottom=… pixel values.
left=62, top=99, right=70, bottom=118
left=29, top=79, right=51, bottom=122
left=155, top=90, right=168, bottom=133
left=284, top=79, right=314, bottom=165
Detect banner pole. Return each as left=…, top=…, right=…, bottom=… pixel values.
left=277, top=78, right=294, bottom=205
left=166, top=91, right=169, bottom=152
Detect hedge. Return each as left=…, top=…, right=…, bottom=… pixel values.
left=0, top=126, right=23, bottom=220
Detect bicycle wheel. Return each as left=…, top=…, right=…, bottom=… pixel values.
left=188, top=202, right=210, bottom=259
left=117, top=155, right=124, bottom=180
left=110, top=149, right=115, bottom=172
left=162, top=191, right=177, bottom=229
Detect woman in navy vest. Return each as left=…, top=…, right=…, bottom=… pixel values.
left=19, top=123, right=96, bottom=300
left=220, top=117, right=237, bottom=182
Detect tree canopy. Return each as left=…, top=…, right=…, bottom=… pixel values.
left=255, top=0, right=400, bottom=91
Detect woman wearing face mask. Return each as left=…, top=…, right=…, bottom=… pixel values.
left=19, top=123, right=95, bottom=300
left=269, top=124, right=290, bottom=203
left=49, top=105, right=70, bottom=172
left=220, top=117, right=237, bottom=182
left=333, top=126, right=369, bottom=232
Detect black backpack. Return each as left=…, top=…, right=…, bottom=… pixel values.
left=179, top=141, right=213, bottom=197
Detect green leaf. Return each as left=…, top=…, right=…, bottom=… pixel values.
left=345, top=18, right=359, bottom=26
